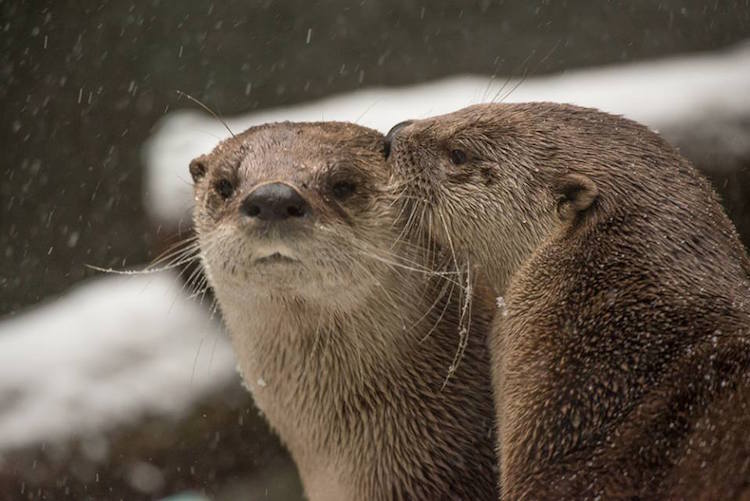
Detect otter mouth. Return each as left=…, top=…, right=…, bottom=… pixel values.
left=254, top=252, right=300, bottom=265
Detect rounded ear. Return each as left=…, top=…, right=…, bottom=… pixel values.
left=189, top=156, right=208, bottom=183
left=554, top=173, right=598, bottom=222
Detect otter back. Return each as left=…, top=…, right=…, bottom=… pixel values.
left=387, top=102, right=750, bottom=499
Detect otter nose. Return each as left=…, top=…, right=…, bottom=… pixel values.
left=384, top=120, right=413, bottom=158
left=241, top=183, right=310, bottom=221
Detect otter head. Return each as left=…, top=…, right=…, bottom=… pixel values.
left=190, top=121, right=397, bottom=310
left=386, top=103, right=600, bottom=291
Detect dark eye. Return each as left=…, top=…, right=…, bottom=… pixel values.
left=189, top=159, right=207, bottom=183
left=214, top=179, right=234, bottom=199
left=332, top=181, right=356, bottom=200
left=450, top=149, right=467, bottom=165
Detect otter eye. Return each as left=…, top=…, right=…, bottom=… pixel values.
left=189, top=159, right=207, bottom=183
left=332, top=181, right=356, bottom=200
left=450, top=149, right=467, bottom=165
left=214, top=179, right=234, bottom=199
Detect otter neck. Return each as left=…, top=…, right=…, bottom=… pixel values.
left=472, top=209, right=558, bottom=296
left=213, top=267, right=489, bottom=499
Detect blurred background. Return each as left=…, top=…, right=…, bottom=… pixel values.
left=1, top=1, right=750, bottom=499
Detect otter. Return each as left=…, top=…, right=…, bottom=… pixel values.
left=189, top=121, right=499, bottom=500
left=386, top=103, right=750, bottom=499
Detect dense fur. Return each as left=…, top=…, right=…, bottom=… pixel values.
left=191, top=122, right=499, bottom=500
left=388, top=103, right=750, bottom=499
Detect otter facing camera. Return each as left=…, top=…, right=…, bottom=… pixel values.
left=554, top=173, right=599, bottom=222
left=241, top=182, right=310, bottom=221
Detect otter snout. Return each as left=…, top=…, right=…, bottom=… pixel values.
left=240, top=182, right=310, bottom=222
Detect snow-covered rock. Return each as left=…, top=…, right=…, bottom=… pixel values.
left=144, top=42, right=750, bottom=228
left=0, top=273, right=235, bottom=450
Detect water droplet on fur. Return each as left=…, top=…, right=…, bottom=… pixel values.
left=496, top=296, right=508, bottom=316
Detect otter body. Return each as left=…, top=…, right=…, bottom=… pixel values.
left=191, top=122, right=499, bottom=500
left=388, top=103, right=750, bottom=499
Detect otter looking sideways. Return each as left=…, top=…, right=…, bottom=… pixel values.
left=189, top=121, right=499, bottom=500
left=387, top=103, right=750, bottom=499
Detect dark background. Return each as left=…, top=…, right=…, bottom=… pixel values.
left=2, top=0, right=750, bottom=317
left=2, top=1, right=750, bottom=499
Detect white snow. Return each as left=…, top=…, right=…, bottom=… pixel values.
left=144, top=42, right=750, bottom=227
left=0, top=273, right=235, bottom=450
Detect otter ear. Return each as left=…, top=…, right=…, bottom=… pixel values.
left=189, top=156, right=208, bottom=183
left=554, top=173, right=598, bottom=222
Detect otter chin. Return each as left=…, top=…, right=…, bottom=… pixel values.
left=190, top=121, right=499, bottom=500
left=387, top=103, right=750, bottom=499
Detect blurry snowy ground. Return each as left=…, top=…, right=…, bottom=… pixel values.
left=2, top=41, right=749, bottom=466
left=0, top=273, right=234, bottom=450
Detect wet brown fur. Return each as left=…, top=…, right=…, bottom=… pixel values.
left=191, top=122, right=499, bottom=500
left=389, top=103, right=750, bottom=499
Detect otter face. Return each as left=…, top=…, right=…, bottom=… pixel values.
left=386, top=104, right=559, bottom=286
left=190, top=122, right=395, bottom=307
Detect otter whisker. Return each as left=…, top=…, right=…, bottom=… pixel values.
left=85, top=237, right=203, bottom=277
left=186, top=284, right=209, bottom=301
left=434, top=206, right=475, bottom=388
left=150, top=235, right=198, bottom=256
left=180, top=261, right=208, bottom=297
left=391, top=192, right=423, bottom=250
left=490, top=48, right=536, bottom=104
left=176, top=90, right=236, bottom=138
left=442, top=255, right=473, bottom=390
left=317, top=226, right=460, bottom=280
left=85, top=264, right=162, bottom=275
left=146, top=244, right=201, bottom=271
left=436, top=206, right=461, bottom=278
left=355, top=249, right=463, bottom=284
left=418, top=272, right=458, bottom=342
left=498, top=39, right=561, bottom=104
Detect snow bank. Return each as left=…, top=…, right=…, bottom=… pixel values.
left=0, top=273, right=235, bottom=450
left=144, top=42, right=750, bottom=227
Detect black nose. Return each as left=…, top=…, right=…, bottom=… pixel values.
left=240, top=183, right=310, bottom=221
left=384, top=120, right=413, bottom=157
